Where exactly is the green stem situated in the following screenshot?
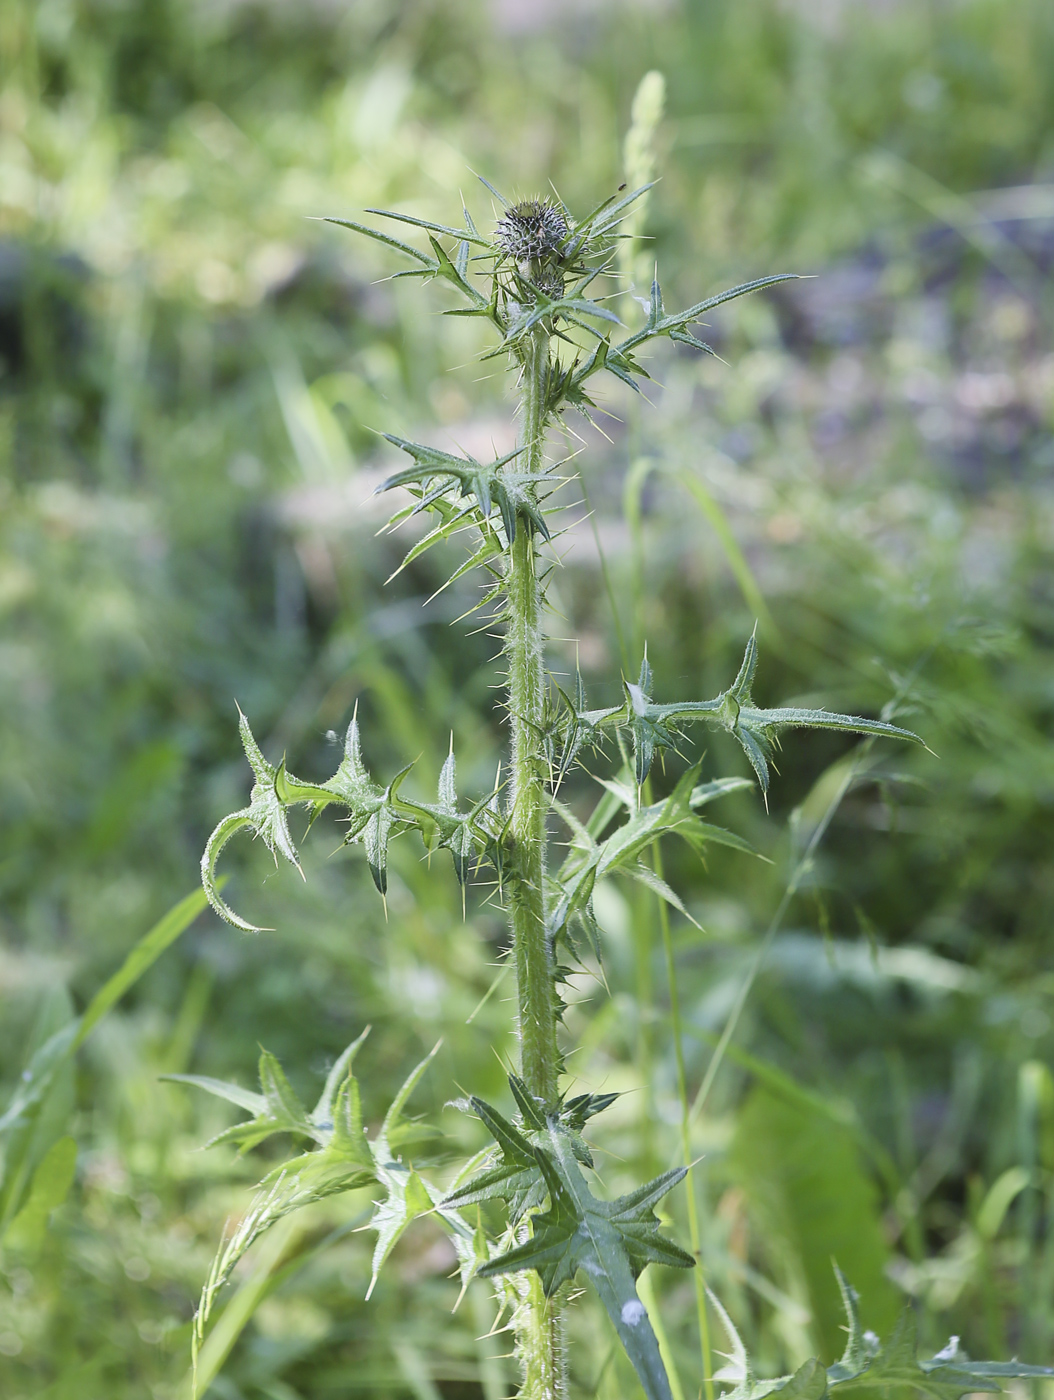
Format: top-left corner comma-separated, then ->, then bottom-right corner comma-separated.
506,325 -> 563,1397
507,326 -> 558,1104
512,1273 -> 566,1400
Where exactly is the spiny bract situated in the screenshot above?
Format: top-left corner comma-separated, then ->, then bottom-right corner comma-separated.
495,197 -> 569,264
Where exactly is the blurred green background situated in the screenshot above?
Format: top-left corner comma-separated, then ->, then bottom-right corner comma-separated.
2,0 -> 1054,1396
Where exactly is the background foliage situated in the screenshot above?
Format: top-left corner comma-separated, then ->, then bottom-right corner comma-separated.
2,0 -> 1053,1396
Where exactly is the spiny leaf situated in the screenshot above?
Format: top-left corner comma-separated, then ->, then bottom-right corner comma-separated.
824,1265 -> 1053,1397
197,1127 -> 429,1334
549,273 -> 798,407
919,1338 -> 1054,1384
201,711 -> 413,931
507,1073 -> 548,1132
552,670 -> 620,782
589,181 -> 659,237
586,634 -> 921,794
328,1075 -> 374,1173
311,1025 -> 371,1133
623,859 -> 693,922
362,792 -> 398,895
566,335 -> 649,408
444,1076 -> 620,1222
600,765 -> 751,874
426,233 -> 491,310
379,435 -> 550,545
400,745 -> 492,887
617,272 -> 800,358
321,217 -> 437,268
654,632 -> 921,795
363,1042 -> 476,1297
828,1308 -> 995,1399
478,1120 -> 691,1400
475,173 -> 509,206
443,1095 -> 545,1225
183,1035 -> 475,1343
321,707 -> 381,808
363,207 -> 490,247
770,1360 -> 829,1400
168,1048 -> 315,1153
504,289 -> 621,346
162,1074 -> 265,1118
381,1040 -> 444,1147
259,1050 -> 311,1131
690,776 -> 755,808
548,764 -> 754,956
201,710 -> 308,931
386,498 -> 481,578
828,1265 -> 871,1382
624,652 -> 682,785
562,1088 -> 619,1132
707,1291 -> 828,1400
708,1286 -> 752,1396
342,753 -> 414,897
366,1165 -> 436,1298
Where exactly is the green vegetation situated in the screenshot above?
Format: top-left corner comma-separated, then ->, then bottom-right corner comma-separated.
2,2 -> 1054,1398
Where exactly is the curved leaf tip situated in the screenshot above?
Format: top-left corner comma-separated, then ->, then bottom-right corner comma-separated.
201,811 -> 269,932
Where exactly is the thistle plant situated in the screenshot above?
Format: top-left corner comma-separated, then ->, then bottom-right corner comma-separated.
184,173 -> 1054,1400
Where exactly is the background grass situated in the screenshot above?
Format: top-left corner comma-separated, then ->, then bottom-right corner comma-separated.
2,0 -> 1054,1396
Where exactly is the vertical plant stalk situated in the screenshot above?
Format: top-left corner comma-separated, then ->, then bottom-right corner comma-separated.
506,324 -> 564,1397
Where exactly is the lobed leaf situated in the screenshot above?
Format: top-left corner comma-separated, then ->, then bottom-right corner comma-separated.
444,1075 -> 621,1221
200,710 -> 312,931
577,634 -> 921,794
378,436 -> 550,546
363,1042 -> 479,1296
505,289 -> 621,346
478,1119 -> 691,1400
426,233 -> 491,311
168,1048 -> 316,1153
823,1264 -> 1053,1398
548,764 -> 755,957
443,1095 -> 545,1224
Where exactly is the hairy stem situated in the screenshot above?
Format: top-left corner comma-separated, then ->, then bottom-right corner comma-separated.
507,325 -> 559,1105
510,1273 -> 567,1400
506,325 -> 563,1397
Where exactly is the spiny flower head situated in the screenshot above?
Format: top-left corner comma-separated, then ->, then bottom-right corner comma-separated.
495,198 -> 569,265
